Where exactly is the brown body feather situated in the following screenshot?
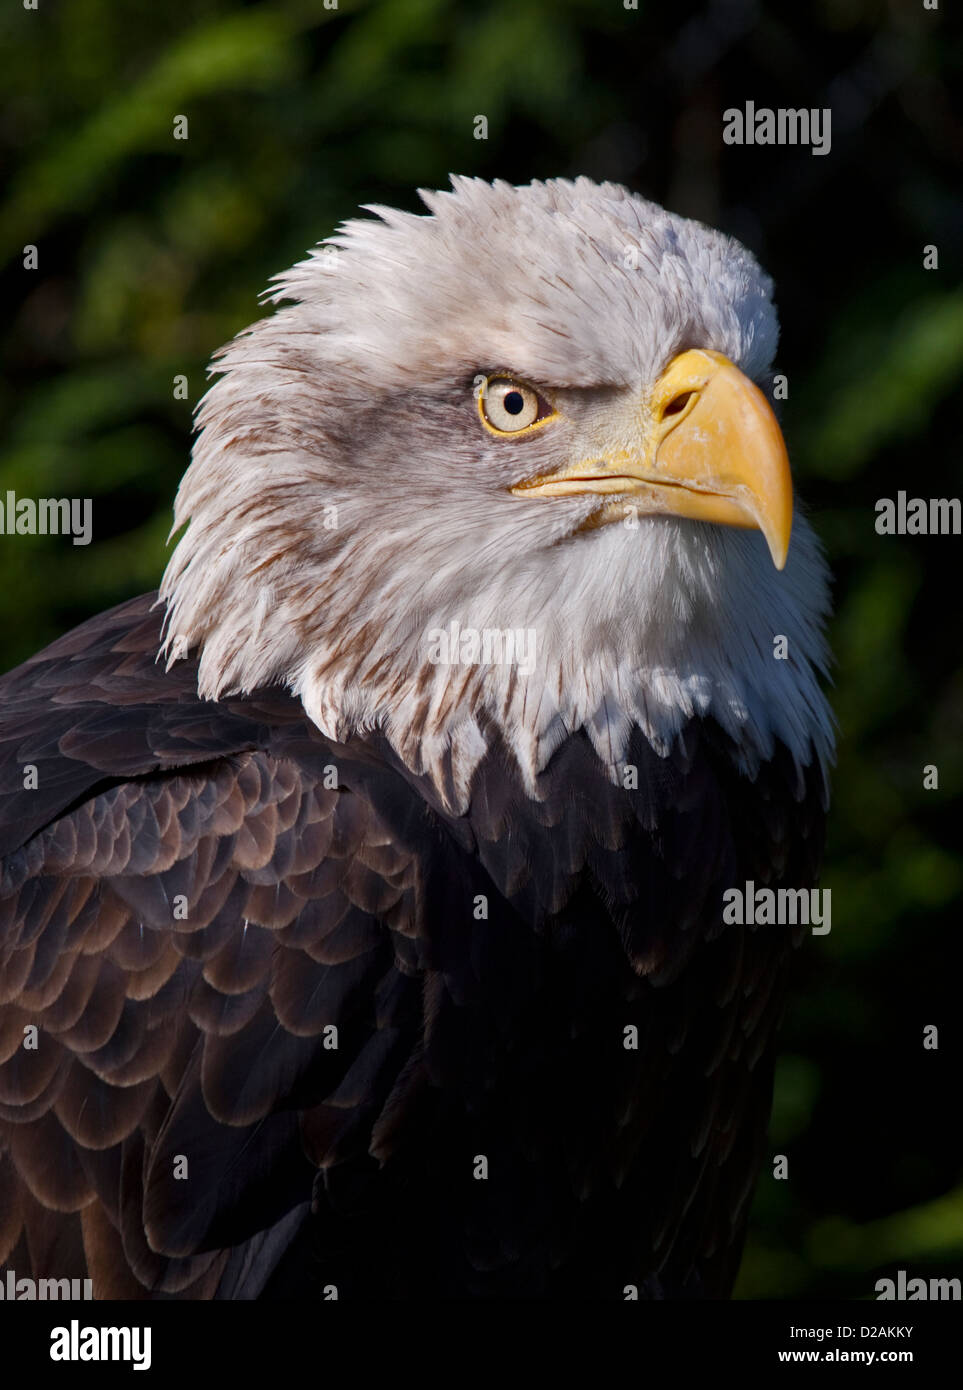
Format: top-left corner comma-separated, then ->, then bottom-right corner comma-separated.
0,595 -> 826,1298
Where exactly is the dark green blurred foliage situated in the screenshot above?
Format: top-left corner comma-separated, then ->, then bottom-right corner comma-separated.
1,0 -> 961,1298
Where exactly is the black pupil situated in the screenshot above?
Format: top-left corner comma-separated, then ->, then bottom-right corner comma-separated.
504,390 -> 525,416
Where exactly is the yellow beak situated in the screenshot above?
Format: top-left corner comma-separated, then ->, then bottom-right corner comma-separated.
510,349 -> 794,569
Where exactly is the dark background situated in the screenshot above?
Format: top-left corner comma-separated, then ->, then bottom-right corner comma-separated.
1,0 -> 961,1298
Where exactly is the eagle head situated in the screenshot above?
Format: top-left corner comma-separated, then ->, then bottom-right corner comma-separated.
160,176 -> 832,807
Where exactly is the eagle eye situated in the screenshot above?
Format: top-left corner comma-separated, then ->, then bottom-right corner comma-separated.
479,376 -> 555,435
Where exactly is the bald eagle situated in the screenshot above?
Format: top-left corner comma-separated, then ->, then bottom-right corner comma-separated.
0,178 -> 831,1300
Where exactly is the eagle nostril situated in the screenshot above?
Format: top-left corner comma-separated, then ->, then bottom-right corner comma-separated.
662,391 -> 694,419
